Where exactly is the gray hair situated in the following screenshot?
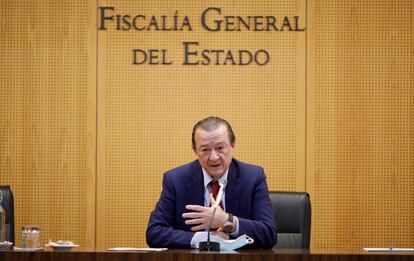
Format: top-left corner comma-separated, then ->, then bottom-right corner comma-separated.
192,116 -> 236,149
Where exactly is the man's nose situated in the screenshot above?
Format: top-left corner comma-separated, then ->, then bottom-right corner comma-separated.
209,150 -> 219,160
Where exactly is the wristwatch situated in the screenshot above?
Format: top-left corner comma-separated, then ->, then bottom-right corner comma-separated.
221,213 -> 234,233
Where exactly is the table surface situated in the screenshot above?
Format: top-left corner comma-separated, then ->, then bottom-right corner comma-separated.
1,247 -> 414,261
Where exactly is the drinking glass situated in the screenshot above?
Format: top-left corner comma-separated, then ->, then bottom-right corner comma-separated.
21,226 -> 41,248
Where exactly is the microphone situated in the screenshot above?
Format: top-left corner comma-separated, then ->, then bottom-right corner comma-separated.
199,180 -> 227,251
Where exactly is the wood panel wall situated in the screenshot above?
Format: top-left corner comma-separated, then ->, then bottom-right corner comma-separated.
307,0 -> 414,251
0,0 -> 96,248
96,0 -> 305,248
0,0 -> 412,251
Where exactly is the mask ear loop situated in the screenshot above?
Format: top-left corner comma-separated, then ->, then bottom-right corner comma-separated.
245,235 -> 255,244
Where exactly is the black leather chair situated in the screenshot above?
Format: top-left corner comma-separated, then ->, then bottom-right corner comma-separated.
0,185 -> 15,243
269,191 -> 311,249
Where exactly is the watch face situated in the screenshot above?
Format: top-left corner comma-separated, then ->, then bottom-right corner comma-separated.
222,213 -> 234,233
223,224 -> 233,233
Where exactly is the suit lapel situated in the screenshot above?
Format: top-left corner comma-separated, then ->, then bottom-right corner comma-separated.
186,161 -> 205,206
225,160 -> 241,214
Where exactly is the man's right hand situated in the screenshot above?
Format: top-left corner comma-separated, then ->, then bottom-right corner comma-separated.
182,194 -> 228,231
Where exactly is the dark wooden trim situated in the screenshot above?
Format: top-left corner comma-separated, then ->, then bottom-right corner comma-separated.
1,249 -> 414,261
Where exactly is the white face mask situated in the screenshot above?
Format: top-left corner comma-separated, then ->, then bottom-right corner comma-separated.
196,234 -> 254,251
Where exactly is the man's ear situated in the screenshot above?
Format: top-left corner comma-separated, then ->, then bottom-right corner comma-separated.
231,141 -> 236,149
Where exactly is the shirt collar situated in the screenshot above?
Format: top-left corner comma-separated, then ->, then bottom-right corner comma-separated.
202,168 -> 229,189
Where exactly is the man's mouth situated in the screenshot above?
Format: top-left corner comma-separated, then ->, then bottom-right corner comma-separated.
210,163 -> 221,168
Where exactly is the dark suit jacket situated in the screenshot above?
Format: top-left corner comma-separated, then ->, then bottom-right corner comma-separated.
146,159 -> 277,248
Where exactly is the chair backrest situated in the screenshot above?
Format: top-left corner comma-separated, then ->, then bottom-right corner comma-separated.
269,191 -> 311,249
0,185 -> 15,243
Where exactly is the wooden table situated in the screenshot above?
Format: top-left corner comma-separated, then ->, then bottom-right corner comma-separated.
1,248 -> 414,261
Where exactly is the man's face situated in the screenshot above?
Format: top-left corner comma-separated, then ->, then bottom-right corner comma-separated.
193,124 -> 235,179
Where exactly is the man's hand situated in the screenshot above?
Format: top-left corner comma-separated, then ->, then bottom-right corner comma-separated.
182,194 -> 228,231
212,231 -> 229,240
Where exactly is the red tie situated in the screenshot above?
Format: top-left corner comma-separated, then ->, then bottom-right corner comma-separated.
210,181 -> 223,209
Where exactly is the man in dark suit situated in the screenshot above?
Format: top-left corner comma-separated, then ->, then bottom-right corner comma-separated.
146,116 -> 277,248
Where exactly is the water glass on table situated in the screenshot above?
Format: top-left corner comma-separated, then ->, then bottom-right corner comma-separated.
21,226 -> 41,248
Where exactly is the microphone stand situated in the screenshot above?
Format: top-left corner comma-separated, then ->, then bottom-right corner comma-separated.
199,180 -> 227,251
199,206 -> 220,251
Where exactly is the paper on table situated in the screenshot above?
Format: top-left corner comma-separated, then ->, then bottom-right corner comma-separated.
107,247 -> 167,252
363,248 -> 414,252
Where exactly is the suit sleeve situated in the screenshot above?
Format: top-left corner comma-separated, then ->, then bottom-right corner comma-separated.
146,173 -> 194,248
237,168 -> 277,248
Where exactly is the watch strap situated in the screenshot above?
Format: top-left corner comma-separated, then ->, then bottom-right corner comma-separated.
227,213 -> 233,223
